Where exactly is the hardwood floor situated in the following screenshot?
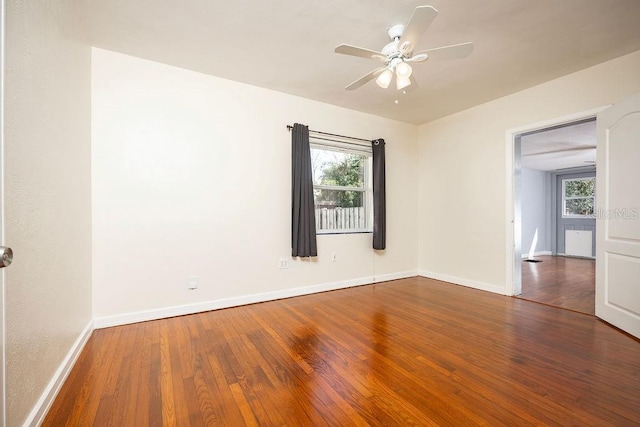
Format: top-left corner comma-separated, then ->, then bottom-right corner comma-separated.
520,255 -> 595,315
43,277 -> 640,426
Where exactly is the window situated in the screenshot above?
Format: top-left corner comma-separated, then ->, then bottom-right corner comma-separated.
562,177 -> 595,217
310,140 -> 372,234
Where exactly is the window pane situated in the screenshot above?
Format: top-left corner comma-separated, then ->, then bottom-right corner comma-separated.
309,141 -> 372,234
565,178 -> 595,197
565,198 -> 594,216
310,148 -> 365,188
314,189 -> 366,231
314,189 -> 363,208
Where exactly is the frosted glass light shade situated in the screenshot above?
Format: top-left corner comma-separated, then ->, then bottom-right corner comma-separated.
376,69 -> 393,89
396,76 -> 411,90
395,62 -> 412,78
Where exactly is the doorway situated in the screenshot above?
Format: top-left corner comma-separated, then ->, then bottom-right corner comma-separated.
509,115 -> 599,315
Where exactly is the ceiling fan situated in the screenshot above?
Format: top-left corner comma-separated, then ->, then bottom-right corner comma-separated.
335,5 -> 473,91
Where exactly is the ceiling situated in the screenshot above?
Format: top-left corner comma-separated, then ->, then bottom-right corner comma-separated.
79,0 -> 640,125
521,120 -> 596,171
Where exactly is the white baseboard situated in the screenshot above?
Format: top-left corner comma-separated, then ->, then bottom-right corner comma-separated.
556,253 -> 595,260
374,270 -> 418,283
94,270 -> 418,329
521,251 -> 552,259
24,320 -> 94,427
418,270 -> 506,295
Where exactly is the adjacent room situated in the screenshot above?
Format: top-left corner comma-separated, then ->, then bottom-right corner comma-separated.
2,0 -> 640,425
518,119 -> 597,315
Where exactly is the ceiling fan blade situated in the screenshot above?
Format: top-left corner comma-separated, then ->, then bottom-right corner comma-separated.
406,53 -> 428,63
399,41 -> 411,55
398,6 -> 438,54
345,67 -> 386,91
335,44 -> 385,61
413,42 -> 474,61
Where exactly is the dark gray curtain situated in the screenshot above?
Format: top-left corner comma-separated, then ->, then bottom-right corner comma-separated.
291,123 -> 317,257
372,139 -> 386,250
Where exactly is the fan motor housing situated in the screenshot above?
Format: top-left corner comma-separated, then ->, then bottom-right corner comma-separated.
381,41 -> 399,57
387,24 -> 405,41
381,24 -> 406,59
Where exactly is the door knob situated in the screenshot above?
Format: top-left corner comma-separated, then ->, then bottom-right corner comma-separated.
0,247 -> 13,268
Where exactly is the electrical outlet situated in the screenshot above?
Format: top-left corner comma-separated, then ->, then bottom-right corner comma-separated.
279,259 -> 289,269
187,276 -> 198,290
331,252 -> 337,262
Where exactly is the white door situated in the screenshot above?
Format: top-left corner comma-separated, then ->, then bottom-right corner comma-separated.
596,93 -> 640,339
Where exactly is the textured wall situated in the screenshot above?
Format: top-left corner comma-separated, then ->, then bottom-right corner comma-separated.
4,1 -> 92,425
91,48 -> 418,321
418,50 -> 640,293
521,168 -> 550,257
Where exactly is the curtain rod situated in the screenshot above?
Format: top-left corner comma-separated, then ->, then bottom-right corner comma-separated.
286,125 -> 372,143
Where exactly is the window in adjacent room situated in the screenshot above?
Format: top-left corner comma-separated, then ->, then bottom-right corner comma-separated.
310,139 -> 372,234
562,177 -> 595,217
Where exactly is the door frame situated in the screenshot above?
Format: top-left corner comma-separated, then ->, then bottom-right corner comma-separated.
0,0 -> 5,423
505,106 -> 608,296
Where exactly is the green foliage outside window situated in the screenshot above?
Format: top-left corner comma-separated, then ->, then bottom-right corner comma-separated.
565,179 -> 595,197
315,154 -> 365,208
564,178 -> 595,216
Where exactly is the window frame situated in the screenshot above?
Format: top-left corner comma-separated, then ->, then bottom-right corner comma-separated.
562,177 -> 596,218
310,138 -> 373,235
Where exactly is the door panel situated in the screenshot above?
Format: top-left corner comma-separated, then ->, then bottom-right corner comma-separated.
596,93 -> 640,339
606,253 -> 640,316
607,116 -> 640,241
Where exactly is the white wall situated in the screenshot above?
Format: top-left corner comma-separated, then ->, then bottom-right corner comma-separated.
418,49 -> 640,294
91,48 -> 418,324
4,1 -> 92,425
521,168 -> 550,258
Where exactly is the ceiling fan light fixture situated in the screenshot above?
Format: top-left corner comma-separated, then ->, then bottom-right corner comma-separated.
395,61 -> 412,78
335,5 -> 473,92
396,76 -> 411,90
376,68 -> 394,88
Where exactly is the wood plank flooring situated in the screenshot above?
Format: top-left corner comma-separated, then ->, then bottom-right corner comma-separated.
43,277 -> 640,426
520,255 -> 595,315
